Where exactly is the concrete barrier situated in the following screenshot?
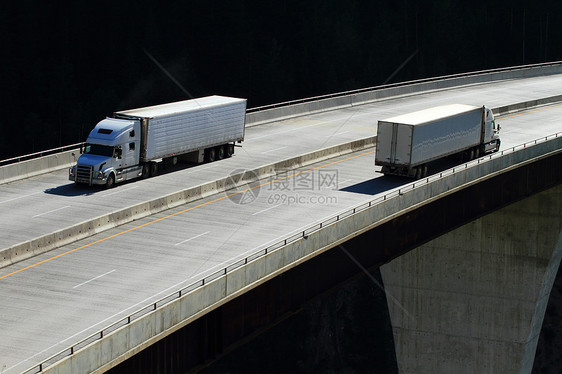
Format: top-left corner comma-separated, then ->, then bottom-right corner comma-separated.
494,94 -> 562,116
40,131 -> 562,374
245,62 -> 562,126
0,137 -> 376,269
0,148 -> 80,185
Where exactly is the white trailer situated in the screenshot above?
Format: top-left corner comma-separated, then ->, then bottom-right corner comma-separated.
70,96 -> 246,187
375,104 -> 500,178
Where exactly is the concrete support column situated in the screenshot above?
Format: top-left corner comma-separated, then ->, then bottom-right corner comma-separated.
381,184 -> 562,373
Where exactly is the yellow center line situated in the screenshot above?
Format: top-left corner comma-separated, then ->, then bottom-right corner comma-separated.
0,149 -> 375,281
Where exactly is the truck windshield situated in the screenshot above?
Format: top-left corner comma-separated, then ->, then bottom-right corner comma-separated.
83,143 -> 114,157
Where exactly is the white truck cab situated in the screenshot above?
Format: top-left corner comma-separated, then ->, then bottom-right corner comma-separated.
69,118 -> 142,188
482,106 -> 501,152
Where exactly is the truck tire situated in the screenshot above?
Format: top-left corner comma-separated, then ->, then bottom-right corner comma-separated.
150,162 -> 158,177
106,173 -> 115,189
216,145 -> 225,160
495,140 -> 501,152
226,144 -> 234,158
142,164 -> 150,179
205,148 -> 216,162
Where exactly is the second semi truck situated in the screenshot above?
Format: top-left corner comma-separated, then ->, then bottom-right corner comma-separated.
70,95 -> 246,188
375,104 -> 501,178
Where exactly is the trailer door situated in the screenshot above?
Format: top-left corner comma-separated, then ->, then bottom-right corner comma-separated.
393,124 -> 412,166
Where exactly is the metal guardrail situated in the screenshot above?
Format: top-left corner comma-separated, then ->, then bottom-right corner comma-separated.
23,130 -> 562,374
3,61 -> 561,167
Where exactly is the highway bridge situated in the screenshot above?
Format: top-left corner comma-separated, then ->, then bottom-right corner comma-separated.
0,63 -> 561,373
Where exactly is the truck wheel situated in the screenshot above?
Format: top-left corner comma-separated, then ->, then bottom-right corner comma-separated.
206,148 -> 216,162
422,165 -> 428,178
216,146 -> 225,160
469,149 -> 475,160
150,162 -> 158,177
415,167 -> 422,180
106,174 -> 115,189
495,140 -> 501,152
226,144 -> 234,157
142,164 -> 150,179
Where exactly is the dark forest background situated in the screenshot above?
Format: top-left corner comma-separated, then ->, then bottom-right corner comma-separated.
0,0 -> 561,159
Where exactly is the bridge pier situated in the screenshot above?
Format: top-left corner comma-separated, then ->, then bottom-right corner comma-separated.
381,184 -> 562,373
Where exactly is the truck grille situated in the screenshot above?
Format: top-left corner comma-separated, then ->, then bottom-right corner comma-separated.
76,165 -> 93,184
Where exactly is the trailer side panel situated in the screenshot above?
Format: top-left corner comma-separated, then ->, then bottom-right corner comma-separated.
115,96 -> 246,162
410,109 -> 481,166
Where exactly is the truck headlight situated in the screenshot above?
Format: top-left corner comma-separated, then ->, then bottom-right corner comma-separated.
69,167 -> 75,176
96,171 -> 105,179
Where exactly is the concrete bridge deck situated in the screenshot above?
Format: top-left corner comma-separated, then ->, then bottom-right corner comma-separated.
1,65 -> 561,269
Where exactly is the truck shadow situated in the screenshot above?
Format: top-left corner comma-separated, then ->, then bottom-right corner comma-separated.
43,160 -> 201,197
340,176 -> 407,195
341,157 -> 475,196
44,183 -> 99,197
